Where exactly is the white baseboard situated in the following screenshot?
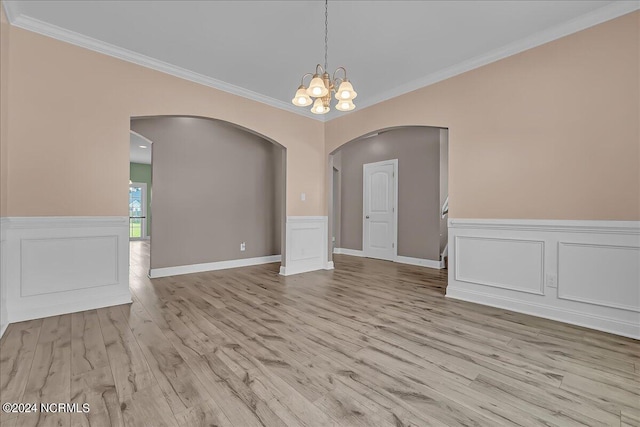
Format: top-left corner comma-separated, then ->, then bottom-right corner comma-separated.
1,216 -> 131,331
334,248 -> 364,257
9,292 -> 132,324
447,287 -> 640,340
279,264 -> 326,276
281,216 -> 328,276
279,260 -> 333,276
447,219 -> 640,339
334,248 -> 444,269
396,255 -> 444,269
149,255 -> 281,278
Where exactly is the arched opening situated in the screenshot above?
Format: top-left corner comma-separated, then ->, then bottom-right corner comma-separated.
328,126 -> 448,275
130,115 -> 286,278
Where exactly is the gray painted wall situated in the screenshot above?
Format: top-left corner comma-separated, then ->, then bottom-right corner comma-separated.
336,127 -> 441,261
131,117 -> 284,269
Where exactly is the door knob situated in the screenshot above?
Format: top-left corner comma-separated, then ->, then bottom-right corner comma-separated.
365,216 -> 370,219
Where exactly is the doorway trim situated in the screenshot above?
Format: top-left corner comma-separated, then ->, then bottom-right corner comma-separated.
362,158 -> 398,261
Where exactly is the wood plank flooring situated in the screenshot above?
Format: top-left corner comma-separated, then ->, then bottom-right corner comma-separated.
1,241 -> 639,426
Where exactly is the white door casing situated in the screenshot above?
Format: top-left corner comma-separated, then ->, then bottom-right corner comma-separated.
363,159 -> 398,261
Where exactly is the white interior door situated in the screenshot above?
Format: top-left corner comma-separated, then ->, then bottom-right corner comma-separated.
363,159 -> 397,261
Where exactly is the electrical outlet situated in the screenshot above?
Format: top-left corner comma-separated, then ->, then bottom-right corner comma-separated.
240,242 -> 246,252
546,274 -> 557,288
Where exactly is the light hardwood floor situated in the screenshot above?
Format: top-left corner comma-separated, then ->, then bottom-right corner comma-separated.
1,241 -> 639,426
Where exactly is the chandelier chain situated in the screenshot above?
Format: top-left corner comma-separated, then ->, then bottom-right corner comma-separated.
324,0 -> 328,72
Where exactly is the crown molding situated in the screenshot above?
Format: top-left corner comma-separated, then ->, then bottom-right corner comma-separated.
4,1 -> 639,123
4,11 -> 324,122
324,0 -> 640,121
1,1 -> 15,23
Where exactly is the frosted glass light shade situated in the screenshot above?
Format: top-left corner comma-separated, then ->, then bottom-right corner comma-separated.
335,80 -> 357,100
307,75 -> 329,98
335,99 -> 355,112
292,86 -> 312,106
311,98 -> 330,114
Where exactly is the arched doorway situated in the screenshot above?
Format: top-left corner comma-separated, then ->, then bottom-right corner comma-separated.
130,116 -> 286,278
328,126 -> 448,270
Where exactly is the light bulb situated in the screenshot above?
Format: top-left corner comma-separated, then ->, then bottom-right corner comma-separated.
307,75 -> 329,98
292,86 -> 312,106
335,80 -> 356,101
335,98 -> 355,112
311,97 -> 329,114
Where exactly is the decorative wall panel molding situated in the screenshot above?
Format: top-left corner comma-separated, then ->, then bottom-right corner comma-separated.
20,236 -> 119,297
454,236 -> 545,295
281,216 -> 331,275
557,242 -> 639,312
447,219 -> 640,339
1,217 -> 131,326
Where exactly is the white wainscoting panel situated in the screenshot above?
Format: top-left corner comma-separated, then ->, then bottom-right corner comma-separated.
21,236 -> 119,296
455,236 -> 545,295
558,242 -> 639,312
2,217 -> 131,325
447,219 -> 640,339
281,216 -> 330,276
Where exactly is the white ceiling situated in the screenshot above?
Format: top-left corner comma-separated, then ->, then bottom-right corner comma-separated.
130,132 -> 152,165
4,1 -> 638,120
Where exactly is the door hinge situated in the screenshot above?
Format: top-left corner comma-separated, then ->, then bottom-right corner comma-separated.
392,243 -> 395,248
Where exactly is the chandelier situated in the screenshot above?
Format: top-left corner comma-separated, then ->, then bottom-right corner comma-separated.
291,0 -> 357,114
